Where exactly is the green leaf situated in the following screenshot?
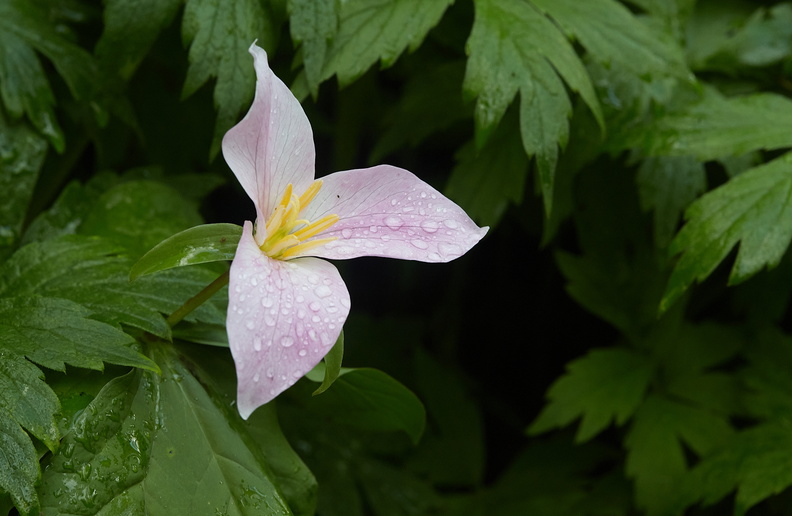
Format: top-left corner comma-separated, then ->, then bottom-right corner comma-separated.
0,414 -> 39,516
96,0 -> 183,80
0,234 -> 225,339
662,151 -> 792,312
645,89 -> 792,160
130,223 -> 242,280
39,347 -> 295,514
625,395 -> 734,516
637,156 -> 706,248
0,296 -> 156,372
445,109 -> 529,228
181,0 -> 278,158
464,0 -> 603,213
0,0 -> 99,150
688,2 -> 792,70
0,352 -> 59,451
685,422 -> 792,515
311,330 -> 344,396
528,348 -> 654,442
303,367 -> 426,444
0,115 -> 48,256
531,0 -> 687,79
288,0 -> 336,97
79,180 -> 205,258
310,0 -> 453,88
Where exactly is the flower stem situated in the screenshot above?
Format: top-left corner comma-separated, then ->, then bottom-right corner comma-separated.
166,270 -> 230,328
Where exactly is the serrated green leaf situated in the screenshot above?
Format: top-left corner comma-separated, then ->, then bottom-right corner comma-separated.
0,0 -> 99,150
0,115 -> 48,256
311,330 -> 344,396
0,352 -> 59,451
96,0 -> 183,80
662,151 -> 792,312
0,414 -> 39,516
686,422 -> 792,516
79,180 -> 205,258
645,89 -> 792,160
625,395 -> 733,516
637,156 -> 706,248
181,0 -> 277,158
464,0 -> 606,213
0,235 -> 225,339
130,223 -> 242,280
39,346 -> 295,515
531,0 -> 687,78
528,348 -> 654,442
303,367 -> 426,445
0,295 -> 156,372
445,110 -> 529,228
288,0 -> 336,97
316,0 -> 453,87
688,2 -> 792,70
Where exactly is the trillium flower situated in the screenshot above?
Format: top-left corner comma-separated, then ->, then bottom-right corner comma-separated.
223,43 -> 488,419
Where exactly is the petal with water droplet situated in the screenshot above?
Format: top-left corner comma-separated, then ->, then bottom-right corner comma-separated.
228,222 -> 350,419
296,165 -> 488,262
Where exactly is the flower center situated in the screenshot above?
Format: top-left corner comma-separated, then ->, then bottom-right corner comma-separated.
259,180 -> 339,260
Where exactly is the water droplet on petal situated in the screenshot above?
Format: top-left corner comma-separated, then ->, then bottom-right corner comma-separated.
254,338 -> 262,351
341,228 -> 353,238
253,373 -> 260,383
443,219 -> 459,229
369,225 -> 378,233
251,277 -> 258,286
315,285 -> 332,298
411,239 -> 429,249
245,320 -> 255,330
384,216 -> 403,229
261,297 -> 274,308
298,349 -> 307,357
309,301 -> 321,312
421,220 -> 439,233
281,336 -> 294,347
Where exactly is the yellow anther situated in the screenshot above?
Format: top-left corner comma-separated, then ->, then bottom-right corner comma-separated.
259,181 -> 339,260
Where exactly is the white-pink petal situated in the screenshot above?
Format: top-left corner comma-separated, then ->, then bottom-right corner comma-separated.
228,221 -> 350,419
296,165 -> 488,262
221,43 -> 316,230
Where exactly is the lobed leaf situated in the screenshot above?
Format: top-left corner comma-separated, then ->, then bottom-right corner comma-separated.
181,0 -> 278,158
464,0 -> 603,214
0,0 -> 99,150
528,348 -> 654,442
625,395 -> 733,516
662,151 -> 792,312
0,414 -> 39,516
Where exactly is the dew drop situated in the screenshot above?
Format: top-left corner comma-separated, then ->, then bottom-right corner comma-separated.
421,220 -> 439,233
384,216 -> 403,229
309,301 -> 321,312
245,320 -> 255,330
315,285 -> 332,298
411,239 -> 429,249
261,297 -> 274,308
253,373 -> 260,383
254,338 -> 262,351
298,349 -> 307,357
369,225 -> 378,233
251,277 -> 258,286
341,228 -> 353,238
443,219 -> 459,229
281,336 -> 295,347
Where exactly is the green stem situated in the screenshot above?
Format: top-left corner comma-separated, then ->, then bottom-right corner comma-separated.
167,270 -> 230,328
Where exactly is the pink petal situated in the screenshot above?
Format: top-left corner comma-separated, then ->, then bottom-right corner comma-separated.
298,165 -> 488,262
228,221 -> 350,419
221,43 -> 316,223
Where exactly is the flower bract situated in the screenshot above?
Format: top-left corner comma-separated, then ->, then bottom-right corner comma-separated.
223,43 -> 488,419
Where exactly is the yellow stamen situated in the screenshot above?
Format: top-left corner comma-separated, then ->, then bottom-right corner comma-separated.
259,181 -> 339,260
